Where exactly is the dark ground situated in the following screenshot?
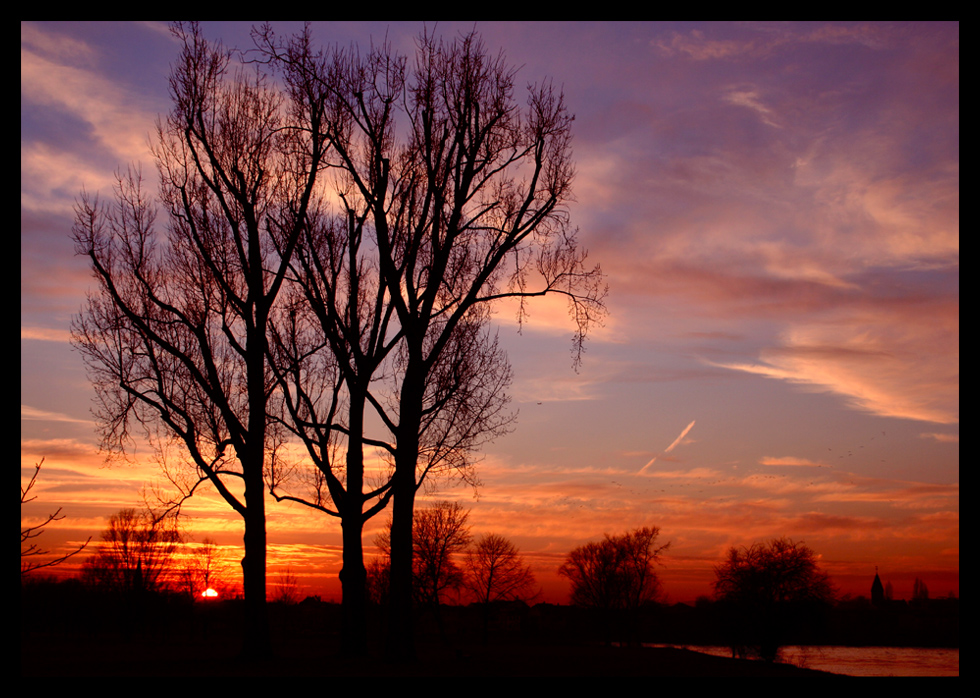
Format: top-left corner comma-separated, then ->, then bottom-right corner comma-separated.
21,587 -> 846,676
24,581 -> 954,676
22,634 -> 843,677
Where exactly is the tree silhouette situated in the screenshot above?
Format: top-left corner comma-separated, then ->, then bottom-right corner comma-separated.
465,533 -> 537,643
412,501 -> 472,609
81,508 -> 182,595
559,527 -> 668,644
268,26 -> 607,661
70,21 -> 333,659
272,567 -> 301,604
188,537 -> 229,598
466,533 -> 537,605
912,577 -> 930,604
253,24 -> 604,659
371,501 -> 473,606
713,537 -> 835,662
21,459 -> 90,575
559,527 -> 668,611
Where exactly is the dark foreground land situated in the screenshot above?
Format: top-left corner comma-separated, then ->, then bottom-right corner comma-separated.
26,581 -> 956,677
22,633 -> 842,677
22,585 -> 854,676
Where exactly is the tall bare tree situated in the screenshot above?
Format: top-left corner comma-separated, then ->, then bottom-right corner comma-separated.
250,25 -> 405,656
253,24 -> 525,658
274,27 -> 607,660
70,21 -> 332,658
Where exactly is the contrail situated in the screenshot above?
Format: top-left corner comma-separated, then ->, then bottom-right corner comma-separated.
665,420 -> 696,453
639,420 -> 696,475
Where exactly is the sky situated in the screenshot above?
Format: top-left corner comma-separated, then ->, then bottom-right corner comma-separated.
21,21 -> 958,605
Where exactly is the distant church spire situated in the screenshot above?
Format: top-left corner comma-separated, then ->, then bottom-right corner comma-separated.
871,565 -> 884,607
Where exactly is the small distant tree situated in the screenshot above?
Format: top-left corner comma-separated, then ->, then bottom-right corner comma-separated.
713,538 -> 835,662
558,527 -> 669,644
370,501 -> 472,640
465,533 -> 537,643
559,527 -> 669,611
912,577 -> 930,604
21,459 -> 90,575
81,509 -> 182,595
272,567 -> 300,604
190,537 -> 229,598
411,501 -> 472,608
365,553 -> 391,607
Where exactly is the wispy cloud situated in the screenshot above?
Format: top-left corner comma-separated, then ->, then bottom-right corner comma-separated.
21,406 -> 91,425
21,23 -> 163,214
919,432 -> 959,444
705,305 -> 958,425
760,456 -> 829,467
651,23 -> 895,62
21,327 -> 71,343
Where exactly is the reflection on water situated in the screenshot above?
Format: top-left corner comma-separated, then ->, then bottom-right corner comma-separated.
656,645 -> 959,677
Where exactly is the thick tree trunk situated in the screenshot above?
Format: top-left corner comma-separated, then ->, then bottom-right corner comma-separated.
340,389 -> 368,655
340,518 -> 367,655
239,327 -> 272,659
386,461 -> 418,661
241,475 -> 271,659
386,367 -> 424,661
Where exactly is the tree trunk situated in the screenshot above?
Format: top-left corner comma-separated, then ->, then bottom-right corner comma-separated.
340,518 -> 367,655
240,326 -> 272,659
386,463 -> 417,661
340,388 -> 368,655
386,366 -> 424,661
241,472 -> 271,659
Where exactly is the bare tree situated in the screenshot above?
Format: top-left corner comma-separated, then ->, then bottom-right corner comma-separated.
270,26 -> 607,660
252,24 -> 524,657
559,527 -> 669,612
713,538 -> 835,662
465,533 -> 537,643
559,527 -> 668,644
189,537 -> 229,598
70,21 -> 332,658
21,459 -> 90,575
912,577 -> 930,603
368,500 -> 472,646
81,508 -> 182,595
412,501 -> 472,608
272,566 -> 301,604
465,533 -> 537,605
247,25 -> 405,656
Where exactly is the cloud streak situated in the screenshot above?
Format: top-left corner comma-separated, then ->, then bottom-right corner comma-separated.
639,420 -> 696,474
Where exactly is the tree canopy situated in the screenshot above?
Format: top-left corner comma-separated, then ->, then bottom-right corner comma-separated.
713,538 -> 835,662
559,527 -> 669,611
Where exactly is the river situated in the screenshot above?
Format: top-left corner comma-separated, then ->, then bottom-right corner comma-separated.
657,645 -> 959,676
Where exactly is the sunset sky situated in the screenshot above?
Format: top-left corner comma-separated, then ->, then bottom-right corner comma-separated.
21,21 -> 958,605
